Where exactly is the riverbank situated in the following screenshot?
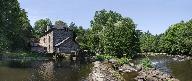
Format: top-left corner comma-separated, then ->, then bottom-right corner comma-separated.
89,61 -> 180,81
135,68 -> 179,81
0,51 -> 50,61
138,53 -> 192,62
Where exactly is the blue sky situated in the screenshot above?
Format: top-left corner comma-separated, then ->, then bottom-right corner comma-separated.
18,0 -> 192,35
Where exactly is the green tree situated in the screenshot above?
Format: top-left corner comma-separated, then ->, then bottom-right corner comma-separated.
0,33 -> 9,51
89,10 -> 139,58
140,31 -> 156,52
55,20 -> 68,28
160,20 -> 192,55
33,18 -> 52,38
0,0 -> 33,51
89,9 -> 122,54
69,22 -> 89,49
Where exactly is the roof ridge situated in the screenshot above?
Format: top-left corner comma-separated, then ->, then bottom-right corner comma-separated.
55,37 -> 70,46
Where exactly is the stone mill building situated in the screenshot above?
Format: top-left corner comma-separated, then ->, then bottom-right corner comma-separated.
31,24 -> 80,54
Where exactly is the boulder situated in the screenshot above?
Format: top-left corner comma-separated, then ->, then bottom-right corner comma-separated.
136,65 -> 142,71
109,59 -> 117,64
129,62 -> 135,66
118,64 -> 137,73
135,68 -> 179,81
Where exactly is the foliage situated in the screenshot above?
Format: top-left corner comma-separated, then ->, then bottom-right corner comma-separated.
95,54 -> 114,61
2,0 -> 192,57
95,54 -> 130,65
89,9 -> 140,58
140,57 -> 153,69
0,0 -> 33,51
139,31 -> 163,53
0,51 -> 43,60
139,19 -> 192,56
159,20 -> 192,55
33,18 -> 52,38
69,22 -> 90,49
116,57 -> 130,65
0,34 -> 9,51
55,20 -> 68,28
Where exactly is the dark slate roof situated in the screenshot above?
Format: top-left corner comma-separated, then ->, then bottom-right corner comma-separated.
40,25 -> 72,37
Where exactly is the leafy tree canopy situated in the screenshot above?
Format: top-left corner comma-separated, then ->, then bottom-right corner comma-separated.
89,9 -> 140,58
33,18 -> 52,38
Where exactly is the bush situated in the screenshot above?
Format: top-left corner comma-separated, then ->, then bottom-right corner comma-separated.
96,54 -> 130,66
116,57 -> 130,65
140,57 -> 152,69
96,54 -> 114,61
2,51 -> 42,59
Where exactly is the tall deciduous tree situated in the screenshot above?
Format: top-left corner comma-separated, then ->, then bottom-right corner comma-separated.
33,18 -> 52,38
160,20 -> 192,55
55,20 -> 68,28
139,31 -> 157,52
89,10 -> 139,57
69,22 -> 89,49
0,0 -> 33,51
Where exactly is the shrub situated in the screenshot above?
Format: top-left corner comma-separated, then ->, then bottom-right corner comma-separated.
140,57 -> 152,69
116,57 -> 130,65
96,54 -> 114,61
96,54 -> 130,66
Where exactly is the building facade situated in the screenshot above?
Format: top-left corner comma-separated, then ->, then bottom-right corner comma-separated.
31,25 -> 79,54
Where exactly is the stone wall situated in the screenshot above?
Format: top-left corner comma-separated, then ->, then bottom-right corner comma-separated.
31,46 -> 45,53
57,38 -> 79,53
39,31 -> 54,53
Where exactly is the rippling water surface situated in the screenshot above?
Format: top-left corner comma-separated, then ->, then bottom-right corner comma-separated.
132,55 -> 192,81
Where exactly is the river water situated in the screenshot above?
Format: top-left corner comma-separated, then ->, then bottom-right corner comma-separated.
0,59 -> 93,81
0,55 -> 191,81
132,55 -> 192,81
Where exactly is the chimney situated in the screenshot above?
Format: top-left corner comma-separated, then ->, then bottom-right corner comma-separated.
47,25 -> 51,31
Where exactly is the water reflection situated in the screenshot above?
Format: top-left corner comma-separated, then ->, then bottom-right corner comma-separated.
0,59 -> 93,81
168,60 -> 192,81
38,61 -> 55,81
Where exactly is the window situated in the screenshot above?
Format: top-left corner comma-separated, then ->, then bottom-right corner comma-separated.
48,36 -> 51,52
57,48 -> 60,53
44,38 -> 45,43
44,47 -> 46,50
48,36 -> 51,43
49,45 -> 50,52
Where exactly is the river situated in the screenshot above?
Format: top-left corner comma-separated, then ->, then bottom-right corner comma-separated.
131,55 -> 192,81
0,55 -> 191,81
0,58 -> 93,81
